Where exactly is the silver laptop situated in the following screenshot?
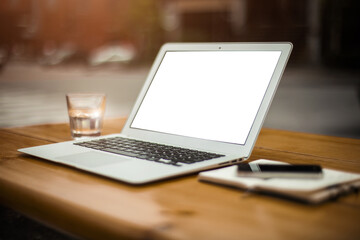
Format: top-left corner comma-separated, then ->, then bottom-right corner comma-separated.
19,42 -> 292,184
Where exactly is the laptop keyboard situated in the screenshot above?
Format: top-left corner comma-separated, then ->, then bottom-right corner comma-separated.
74,137 -> 225,167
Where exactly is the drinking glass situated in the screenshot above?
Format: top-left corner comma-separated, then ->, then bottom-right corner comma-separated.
66,93 -> 106,139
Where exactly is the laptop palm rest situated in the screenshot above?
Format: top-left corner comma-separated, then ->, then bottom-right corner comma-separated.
56,152 -> 129,168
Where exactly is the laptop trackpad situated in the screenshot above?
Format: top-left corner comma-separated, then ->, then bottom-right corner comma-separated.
56,152 -> 129,168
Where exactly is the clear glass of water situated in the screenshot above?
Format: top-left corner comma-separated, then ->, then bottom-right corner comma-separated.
66,93 -> 106,139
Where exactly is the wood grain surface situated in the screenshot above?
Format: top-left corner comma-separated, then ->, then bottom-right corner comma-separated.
1,118 -> 360,240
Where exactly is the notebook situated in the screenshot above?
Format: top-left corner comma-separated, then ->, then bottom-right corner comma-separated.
18,42 -> 292,184
199,159 -> 360,204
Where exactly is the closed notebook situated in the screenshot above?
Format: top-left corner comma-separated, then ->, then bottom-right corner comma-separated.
198,159 -> 360,204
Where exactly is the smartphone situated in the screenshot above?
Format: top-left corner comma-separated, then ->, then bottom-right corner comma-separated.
237,163 -> 323,178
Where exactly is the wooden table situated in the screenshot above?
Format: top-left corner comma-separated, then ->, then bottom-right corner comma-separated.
1,118 -> 360,240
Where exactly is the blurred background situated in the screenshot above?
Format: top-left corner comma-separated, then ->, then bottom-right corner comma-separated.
0,0 -> 359,138
0,1 -> 360,239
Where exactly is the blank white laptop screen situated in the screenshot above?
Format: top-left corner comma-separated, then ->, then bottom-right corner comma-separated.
131,51 -> 281,145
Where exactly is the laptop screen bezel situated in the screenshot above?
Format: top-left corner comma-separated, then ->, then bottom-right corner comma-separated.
121,42 -> 292,157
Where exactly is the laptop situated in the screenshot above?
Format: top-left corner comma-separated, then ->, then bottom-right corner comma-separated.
19,42 -> 292,184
